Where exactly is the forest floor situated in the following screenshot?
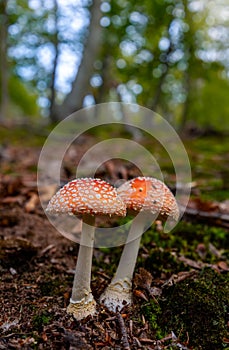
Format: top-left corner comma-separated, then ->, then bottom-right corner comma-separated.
0,124 -> 228,350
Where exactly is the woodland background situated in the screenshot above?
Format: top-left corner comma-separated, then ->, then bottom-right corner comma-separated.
0,0 -> 229,130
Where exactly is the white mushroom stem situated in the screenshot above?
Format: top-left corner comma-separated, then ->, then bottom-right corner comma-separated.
67,214 -> 96,320
100,212 -> 150,312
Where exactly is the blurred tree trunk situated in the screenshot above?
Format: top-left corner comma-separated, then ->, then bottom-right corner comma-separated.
53,0 -> 102,120
150,69 -> 168,111
94,55 -> 111,105
179,71 -> 191,132
0,1 -> 8,122
179,0 -> 194,133
149,43 -> 172,112
49,0 -> 59,122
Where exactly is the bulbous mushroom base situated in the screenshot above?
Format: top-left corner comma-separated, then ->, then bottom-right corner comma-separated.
67,295 -> 96,320
99,278 -> 132,313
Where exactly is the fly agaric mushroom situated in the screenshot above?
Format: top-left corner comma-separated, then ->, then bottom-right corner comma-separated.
46,178 -> 126,320
100,176 -> 179,312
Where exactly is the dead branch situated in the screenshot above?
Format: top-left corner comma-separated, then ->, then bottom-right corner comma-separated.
180,205 -> 229,229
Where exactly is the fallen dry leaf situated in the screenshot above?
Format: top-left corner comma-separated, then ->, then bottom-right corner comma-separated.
134,267 -> 153,289
162,270 -> 197,287
25,193 -> 39,212
217,261 -> 229,271
133,290 -> 149,301
2,195 -> 24,205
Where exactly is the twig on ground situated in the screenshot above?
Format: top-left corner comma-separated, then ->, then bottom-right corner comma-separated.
116,313 -> 131,350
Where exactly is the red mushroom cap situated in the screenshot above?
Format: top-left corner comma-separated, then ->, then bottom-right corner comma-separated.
46,178 -> 126,217
117,177 -> 179,222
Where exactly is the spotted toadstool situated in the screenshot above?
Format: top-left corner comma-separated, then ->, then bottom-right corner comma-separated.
100,176 -> 179,312
46,178 -> 126,320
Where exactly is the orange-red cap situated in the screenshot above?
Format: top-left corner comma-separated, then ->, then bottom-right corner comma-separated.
117,177 -> 179,221
46,178 -> 126,217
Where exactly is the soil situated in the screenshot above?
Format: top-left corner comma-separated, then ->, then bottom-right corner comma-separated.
0,134 -> 228,350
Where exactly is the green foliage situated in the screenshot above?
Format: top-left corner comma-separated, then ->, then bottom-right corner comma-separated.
3,0 -> 91,118
8,76 -> 38,116
184,135 -> 229,201
199,189 -> 229,202
1,0 -> 229,126
95,0 -> 229,130
187,70 -> 229,131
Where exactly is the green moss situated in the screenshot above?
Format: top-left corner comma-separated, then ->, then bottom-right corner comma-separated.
142,248 -> 186,278
199,189 -> 229,202
38,277 -> 65,297
0,125 -> 46,146
139,220 -> 228,349
157,269 -> 229,350
140,221 -> 228,264
32,311 -> 53,332
141,301 -> 163,338
172,222 -> 229,260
